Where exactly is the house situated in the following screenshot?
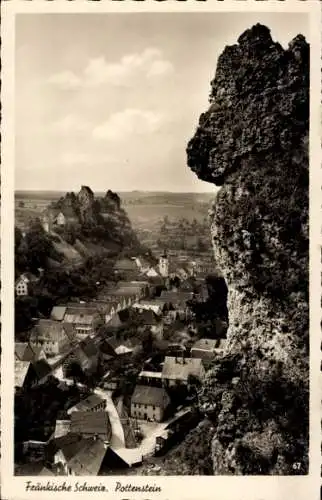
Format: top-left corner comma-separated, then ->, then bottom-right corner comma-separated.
177,267 -> 190,281
105,338 -> 135,356
117,280 -> 150,297
100,339 -> 117,361
42,207 -> 78,233
15,360 -> 32,389
22,440 -> 47,461
110,284 -> 146,305
191,338 -> 227,360
104,302 -> 119,324
132,300 -> 165,316
134,257 -> 151,273
158,253 -> 169,278
15,359 -> 52,390
70,411 -> 112,441
64,306 -> 101,337
47,433 -> 109,476
53,419 -> 71,439
50,306 -> 67,322
67,394 -> 106,415
106,310 -> 131,329
15,462 -> 55,476
145,267 -> 160,278
15,342 -> 46,363
113,258 -> 138,274
137,370 -> 163,388
135,309 -> 164,340
30,319 -> 71,356
160,291 -> 194,320
63,338 -> 100,376
131,385 -> 170,422
161,356 -> 205,387
15,273 -> 39,296
66,437 -> 109,476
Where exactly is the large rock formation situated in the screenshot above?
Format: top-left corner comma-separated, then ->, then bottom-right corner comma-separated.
187,24 -> 309,474
47,186 -> 139,249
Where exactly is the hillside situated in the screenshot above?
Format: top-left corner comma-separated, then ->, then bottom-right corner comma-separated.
183,24 -> 309,474
15,187 -> 145,292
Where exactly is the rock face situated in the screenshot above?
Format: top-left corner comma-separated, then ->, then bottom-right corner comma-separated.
187,24 -> 309,474
48,186 -> 138,248
77,185 -> 95,223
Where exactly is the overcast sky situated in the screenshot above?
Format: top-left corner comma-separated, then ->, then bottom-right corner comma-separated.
15,13 -> 308,192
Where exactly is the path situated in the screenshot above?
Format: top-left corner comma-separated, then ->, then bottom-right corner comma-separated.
93,387 -> 125,450
58,376 -> 170,467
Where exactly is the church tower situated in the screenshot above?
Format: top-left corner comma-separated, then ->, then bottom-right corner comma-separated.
158,251 -> 169,278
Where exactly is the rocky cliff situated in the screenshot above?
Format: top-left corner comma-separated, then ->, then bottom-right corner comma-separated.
48,186 -> 138,250
187,24 -> 309,474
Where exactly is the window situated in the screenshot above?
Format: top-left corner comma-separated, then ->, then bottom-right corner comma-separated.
145,405 -> 147,409
153,406 -> 155,410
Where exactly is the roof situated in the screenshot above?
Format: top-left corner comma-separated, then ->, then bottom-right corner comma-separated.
160,291 -> 193,305
16,272 -> 39,284
50,306 -> 67,321
117,280 -> 149,288
15,462 -> 55,476
138,370 -> 162,379
131,385 -> 170,408
70,411 -> 111,439
191,338 -> 219,352
62,323 -> 77,342
132,301 -> 165,315
111,287 -> 141,297
113,259 -> 137,271
106,337 -> 135,352
79,338 -> 99,357
32,359 -> 52,380
64,308 -> 97,325
48,433 -> 84,461
100,340 -> 117,356
162,356 -> 204,382
71,394 -> 105,412
15,360 -> 30,387
15,342 -> 44,362
67,437 -> 107,476
115,345 -> 133,355
30,319 -> 70,343
54,420 -> 71,439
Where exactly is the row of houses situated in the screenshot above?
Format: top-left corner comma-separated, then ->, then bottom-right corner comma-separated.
20,392 -> 113,476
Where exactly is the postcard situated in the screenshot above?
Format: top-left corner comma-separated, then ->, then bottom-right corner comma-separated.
1,1 -> 321,499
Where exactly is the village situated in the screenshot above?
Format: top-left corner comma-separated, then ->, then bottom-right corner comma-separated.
14,201 -> 227,476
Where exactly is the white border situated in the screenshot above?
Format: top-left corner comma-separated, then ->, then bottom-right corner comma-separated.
1,1 -> 321,500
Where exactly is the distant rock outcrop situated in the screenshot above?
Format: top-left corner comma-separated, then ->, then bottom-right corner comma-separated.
45,186 -> 139,251
77,185 -> 95,223
187,24 -> 309,474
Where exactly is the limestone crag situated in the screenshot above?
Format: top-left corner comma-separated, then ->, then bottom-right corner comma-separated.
187,24 -> 309,474
48,186 -> 138,248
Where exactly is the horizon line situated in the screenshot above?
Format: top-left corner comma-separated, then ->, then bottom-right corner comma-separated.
14,188 -> 217,194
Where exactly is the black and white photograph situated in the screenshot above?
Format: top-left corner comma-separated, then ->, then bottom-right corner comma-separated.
1,1 -> 321,497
